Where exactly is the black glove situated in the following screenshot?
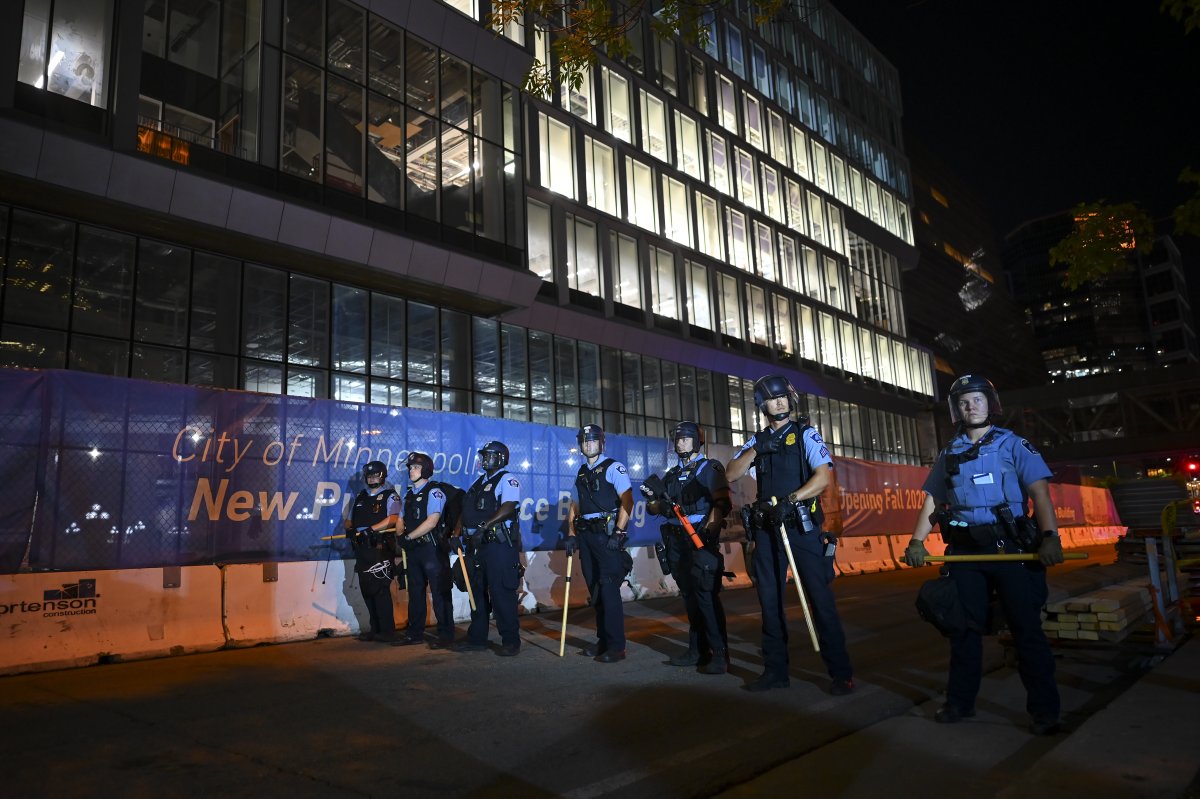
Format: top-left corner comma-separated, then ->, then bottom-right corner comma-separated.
752,432 -> 780,455
769,501 -> 794,530
448,534 -> 465,552
703,523 -> 722,547
606,532 -> 628,551
1038,534 -> 1064,566
564,536 -> 579,557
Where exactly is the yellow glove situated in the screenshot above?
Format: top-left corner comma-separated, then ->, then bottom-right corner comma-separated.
1038,534 -> 1064,566
903,539 -> 929,567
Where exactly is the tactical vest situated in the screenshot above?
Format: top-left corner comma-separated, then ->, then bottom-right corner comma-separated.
575,458 -> 619,516
939,428 -> 1027,523
403,482 -> 434,531
349,488 -> 397,576
461,470 -> 509,529
755,423 -> 824,527
351,487 -> 397,529
664,458 -> 715,517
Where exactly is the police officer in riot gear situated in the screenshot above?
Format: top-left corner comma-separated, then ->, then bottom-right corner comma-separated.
727,375 -> 854,694
642,421 -> 732,674
452,441 -> 523,657
904,374 -> 1064,735
393,452 -> 456,650
565,424 -> 635,663
344,460 -> 400,643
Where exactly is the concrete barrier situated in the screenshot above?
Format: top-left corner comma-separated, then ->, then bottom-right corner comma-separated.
834,535 -> 896,575
0,567 -> 225,675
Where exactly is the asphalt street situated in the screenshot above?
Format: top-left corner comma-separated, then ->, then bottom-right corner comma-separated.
4,545 -> 1195,798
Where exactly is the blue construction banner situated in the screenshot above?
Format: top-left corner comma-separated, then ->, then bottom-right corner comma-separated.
0,369 -> 674,575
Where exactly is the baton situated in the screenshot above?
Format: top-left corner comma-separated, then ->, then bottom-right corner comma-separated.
770,497 -> 820,653
559,552 -> 574,657
927,552 -> 1089,563
456,546 -> 477,611
400,547 -> 408,591
320,527 -> 397,540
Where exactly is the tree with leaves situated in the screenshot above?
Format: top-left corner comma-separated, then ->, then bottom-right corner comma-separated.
489,0 -> 784,96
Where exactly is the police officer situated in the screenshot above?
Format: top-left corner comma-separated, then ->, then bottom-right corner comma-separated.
393,452 -> 456,650
642,421 -> 731,674
452,441 -> 523,657
904,374 -> 1064,735
726,375 -> 854,694
344,460 -> 400,643
565,424 -> 634,663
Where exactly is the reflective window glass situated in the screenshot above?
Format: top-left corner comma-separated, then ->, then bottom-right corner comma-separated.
135,239 -> 189,347
687,261 -> 712,330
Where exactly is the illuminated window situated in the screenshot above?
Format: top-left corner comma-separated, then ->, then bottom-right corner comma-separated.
526,199 -> 552,280
563,66 -> 595,124
584,136 -> 617,216
754,221 -> 775,282
791,125 -> 810,180
930,186 -> 949,208
762,165 -> 783,223
768,110 -> 788,166
707,131 -> 730,195
696,192 -> 723,259
725,208 -> 751,272
819,311 -> 839,368
625,157 -> 657,231
850,168 -> 867,215
565,214 -> 599,295
674,111 -> 702,179
799,303 -> 818,361
811,140 -> 829,192
687,261 -> 712,330
611,232 -> 642,309
538,112 -> 575,199
640,91 -> 668,161
786,178 -> 805,235
20,0 -> 113,109
662,176 -> 691,246
726,24 -> 745,79
827,205 -> 845,255
718,273 -> 743,338
807,191 -> 826,246
717,74 -> 737,132
773,294 -> 794,354
840,320 -> 859,374
650,246 -> 678,317
603,67 -> 632,142
747,284 -> 769,345
743,91 -> 764,150
735,148 -> 757,210
830,155 -> 849,204
778,234 -> 799,292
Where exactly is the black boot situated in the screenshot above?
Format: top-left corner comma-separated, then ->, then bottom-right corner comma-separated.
699,650 -> 728,675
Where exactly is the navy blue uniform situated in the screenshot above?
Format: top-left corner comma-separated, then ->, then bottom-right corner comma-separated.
739,422 -> 852,682
575,458 -> 632,654
923,426 -> 1059,721
461,470 -> 523,650
659,454 -> 729,658
348,487 -> 401,641
401,481 -> 455,645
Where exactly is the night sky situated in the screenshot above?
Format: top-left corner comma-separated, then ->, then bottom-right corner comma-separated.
833,0 -> 1199,238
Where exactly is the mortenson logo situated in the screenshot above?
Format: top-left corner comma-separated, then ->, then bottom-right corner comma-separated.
0,579 -> 100,618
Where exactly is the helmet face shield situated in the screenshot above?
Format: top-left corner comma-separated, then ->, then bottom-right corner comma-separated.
577,424 -> 604,455
752,375 -> 801,422
948,374 -> 1002,425
478,440 -> 509,472
671,421 -> 703,456
405,452 -> 433,481
363,460 -> 387,488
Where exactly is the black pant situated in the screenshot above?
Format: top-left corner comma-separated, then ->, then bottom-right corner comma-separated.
946,549 -> 1058,719
465,538 -> 521,648
578,529 -> 628,652
663,528 -> 726,654
751,522 -> 851,680
358,570 -> 395,638
403,541 -> 455,642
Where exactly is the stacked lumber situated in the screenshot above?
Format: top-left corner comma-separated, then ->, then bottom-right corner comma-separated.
1042,580 -> 1152,642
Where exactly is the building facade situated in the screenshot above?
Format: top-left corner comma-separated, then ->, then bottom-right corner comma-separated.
1,0 -> 932,465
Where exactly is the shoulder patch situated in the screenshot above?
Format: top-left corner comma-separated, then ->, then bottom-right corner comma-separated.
1020,440 -> 1040,455
810,431 -> 825,445
819,446 -> 830,458
507,477 -> 519,487
616,465 -> 627,474
431,489 -> 445,500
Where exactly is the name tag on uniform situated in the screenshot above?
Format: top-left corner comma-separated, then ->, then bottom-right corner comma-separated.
971,472 -> 994,485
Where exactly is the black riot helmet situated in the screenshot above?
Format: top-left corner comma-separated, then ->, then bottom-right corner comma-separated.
577,424 -> 605,453
671,421 -> 704,456
753,374 -> 803,422
363,460 -> 388,488
478,440 -> 509,473
405,451 -> 434,481
948,374 -> 1002,428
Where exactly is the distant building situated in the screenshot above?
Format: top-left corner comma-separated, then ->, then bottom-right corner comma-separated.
902,139 -> 1044,424
1003,214 -> 1198,381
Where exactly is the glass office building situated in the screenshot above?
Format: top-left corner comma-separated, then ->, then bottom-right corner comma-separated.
0,0 -> 932,464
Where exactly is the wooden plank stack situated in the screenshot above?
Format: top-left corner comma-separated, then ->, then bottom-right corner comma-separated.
1042,580 -> 1153,642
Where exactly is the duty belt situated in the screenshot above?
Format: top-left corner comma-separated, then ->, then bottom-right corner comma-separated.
578,517 -> 611,535
945,522 -> 1008,549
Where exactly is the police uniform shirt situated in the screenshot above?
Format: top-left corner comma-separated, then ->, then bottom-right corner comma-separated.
922,426 -> 1052,526
736,422 -> 833,489
405,482 -> 447,518
579,460 -> 632,519
465,471 -> 522,532
668,453 -> 727,526
362,486 -> 403,520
